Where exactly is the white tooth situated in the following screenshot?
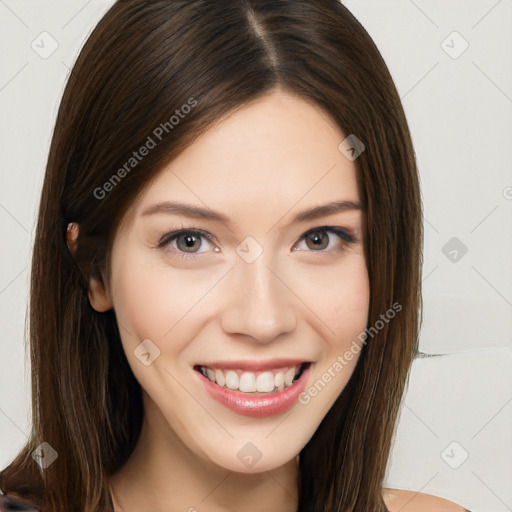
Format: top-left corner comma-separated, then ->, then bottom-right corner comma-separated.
215,369 -> 226,387
274,372 -> 284,388
256,371 -> 275,392
206,368 -> 215,383
277,382 -> 285,391
225,370 -> 239,390
284,367 -> 296,386
239,372 -> 257,392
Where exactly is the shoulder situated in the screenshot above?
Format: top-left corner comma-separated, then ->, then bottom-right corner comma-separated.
382,488 -> 470,512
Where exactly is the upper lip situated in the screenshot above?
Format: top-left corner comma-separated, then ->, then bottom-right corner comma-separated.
194,358 -> 312,372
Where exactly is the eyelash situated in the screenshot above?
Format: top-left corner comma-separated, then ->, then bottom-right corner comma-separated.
156,225 -> 357,261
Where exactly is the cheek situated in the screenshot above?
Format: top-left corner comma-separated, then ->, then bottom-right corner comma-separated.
331,264 -> 370,340
110,252 -> 218,357
109,257 -> 208,406
295,255 -> 370,343
295,259 -> 369,411
113,266 -> 174,342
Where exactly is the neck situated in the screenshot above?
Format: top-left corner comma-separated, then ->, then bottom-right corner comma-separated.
109,393 -> 299,512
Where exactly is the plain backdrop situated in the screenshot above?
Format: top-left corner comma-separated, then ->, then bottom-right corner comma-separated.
0,1 -> 511,511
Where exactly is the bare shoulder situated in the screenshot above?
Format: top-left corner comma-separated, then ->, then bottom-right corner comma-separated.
382,488 -> 470,512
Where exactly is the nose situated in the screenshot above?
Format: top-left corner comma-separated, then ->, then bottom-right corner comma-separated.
220,254 -> 298,344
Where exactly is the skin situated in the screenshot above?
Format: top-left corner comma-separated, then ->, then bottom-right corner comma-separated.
382,489 -> 470,512
71,89 -> 464,511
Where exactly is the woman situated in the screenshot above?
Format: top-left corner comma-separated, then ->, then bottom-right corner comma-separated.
0,1 -> 469,510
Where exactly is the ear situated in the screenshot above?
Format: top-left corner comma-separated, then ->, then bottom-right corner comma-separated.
87,273 -> 113,312
66,222 -> 113,312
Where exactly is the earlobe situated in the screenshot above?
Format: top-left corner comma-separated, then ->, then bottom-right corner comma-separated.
87,275 -> 113,312
66,222 -> 113,312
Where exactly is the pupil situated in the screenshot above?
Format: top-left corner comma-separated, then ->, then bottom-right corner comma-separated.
307,231 -> 328,250
179,234 -> 200,252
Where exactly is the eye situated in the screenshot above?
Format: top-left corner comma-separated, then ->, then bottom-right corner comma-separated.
157,225 -> 357,260
157,228 -> 218,260
292,226 -> 356,254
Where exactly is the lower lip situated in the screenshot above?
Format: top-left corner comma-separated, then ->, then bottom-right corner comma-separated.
194,365 -> 311,417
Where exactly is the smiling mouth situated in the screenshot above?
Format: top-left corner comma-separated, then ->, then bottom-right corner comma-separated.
193,362 -> 311,394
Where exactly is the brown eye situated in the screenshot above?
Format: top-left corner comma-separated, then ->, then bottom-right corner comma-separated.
304,230 -> 330,250
158,229 -> 217,259
294,226 -> 356,253
175,232 -> 203,253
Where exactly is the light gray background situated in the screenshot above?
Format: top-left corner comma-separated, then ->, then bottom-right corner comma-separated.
1,1 -> 511,511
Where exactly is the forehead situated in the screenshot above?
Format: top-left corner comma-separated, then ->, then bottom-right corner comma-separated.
129,90 -> 361,229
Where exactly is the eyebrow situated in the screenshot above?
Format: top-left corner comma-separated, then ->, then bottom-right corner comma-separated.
141,199 -> 364,229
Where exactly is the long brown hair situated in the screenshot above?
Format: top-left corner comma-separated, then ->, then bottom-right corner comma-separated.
0,1 -> 422,510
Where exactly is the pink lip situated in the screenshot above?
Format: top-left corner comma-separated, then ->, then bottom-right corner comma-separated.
194,363 -> 312,417
195,358 -> 309,371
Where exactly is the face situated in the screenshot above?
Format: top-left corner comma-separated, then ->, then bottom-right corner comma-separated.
97,89 -> 369,473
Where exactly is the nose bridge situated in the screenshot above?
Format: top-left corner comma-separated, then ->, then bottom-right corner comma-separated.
220,248 -> 297,343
